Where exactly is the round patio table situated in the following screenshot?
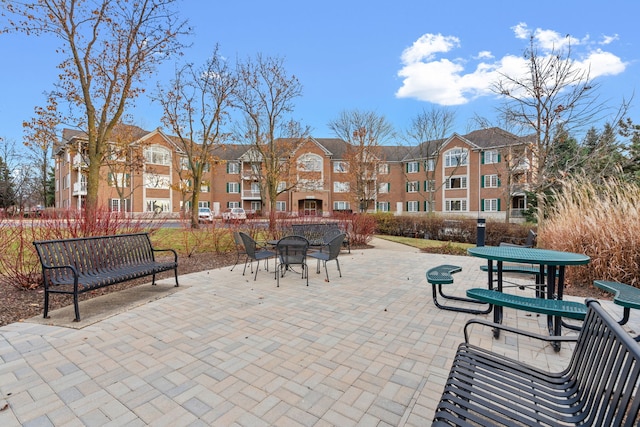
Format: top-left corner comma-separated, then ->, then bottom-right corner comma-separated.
468,246 -> 590,342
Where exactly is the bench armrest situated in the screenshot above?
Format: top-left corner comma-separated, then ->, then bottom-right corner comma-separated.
152,247 -> 178,262
464,318 -> 579,344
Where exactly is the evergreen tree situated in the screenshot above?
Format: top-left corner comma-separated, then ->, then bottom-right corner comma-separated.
0,156 -> 16,210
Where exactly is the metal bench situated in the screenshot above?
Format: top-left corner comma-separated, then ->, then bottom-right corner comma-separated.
426,265 -> 491,314
33,233 -> 178,322
594,280 -> 640,340
433,299 -> 640,426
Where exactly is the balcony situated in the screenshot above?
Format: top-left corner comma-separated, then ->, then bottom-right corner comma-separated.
242,190 -> 261,200
73,182 -> 87,196
72,154 -> 88,169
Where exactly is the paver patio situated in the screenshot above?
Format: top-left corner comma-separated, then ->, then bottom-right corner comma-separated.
0,238 -> 637,426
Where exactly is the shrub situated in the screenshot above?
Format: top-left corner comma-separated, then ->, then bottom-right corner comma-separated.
542,176 -> 640,290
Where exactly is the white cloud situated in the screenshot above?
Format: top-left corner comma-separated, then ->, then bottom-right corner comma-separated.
395,25 -> 627,106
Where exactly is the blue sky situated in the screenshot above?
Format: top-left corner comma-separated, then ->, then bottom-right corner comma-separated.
0,0 -> 638,146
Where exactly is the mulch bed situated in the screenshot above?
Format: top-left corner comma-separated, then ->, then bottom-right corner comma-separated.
0,252 -> 237,327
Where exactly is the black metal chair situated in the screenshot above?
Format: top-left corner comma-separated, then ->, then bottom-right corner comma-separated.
308,233 -> 345,282
275,235 -> 309,287
238,232 -> 276,281
230,231 -> 249,272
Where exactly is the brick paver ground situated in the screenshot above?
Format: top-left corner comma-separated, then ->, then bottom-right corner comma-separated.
1,238 -> 637,426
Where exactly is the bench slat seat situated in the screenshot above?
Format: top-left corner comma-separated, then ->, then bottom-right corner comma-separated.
433,300 -> 640,426
466,288 -> 587,320
426,265 -> 490,314
33,233 -> 178,322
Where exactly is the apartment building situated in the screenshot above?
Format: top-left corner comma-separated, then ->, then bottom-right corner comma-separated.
54,126 -> 533,220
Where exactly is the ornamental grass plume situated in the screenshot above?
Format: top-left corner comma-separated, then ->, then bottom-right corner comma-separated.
542,176 -> 640,292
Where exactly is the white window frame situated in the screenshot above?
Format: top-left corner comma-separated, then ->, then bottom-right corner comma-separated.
378,182 -> 390,194
333,181 -> 350,193
407,161 -> 419,173
144,146 -> 171,165
378,163 -> 389,174
424,158 -> 435,171
333,201 -> 350,210
484,199 -> 499,212
227,182 -> 240,193
407,201 -> 419,212
445,176 -> 467,190
484,150 -> 499,164
227,162 -> 239,174
445,148 -> 468,167
227,201 -> 240,208
445,199 -> 468,212
377,201 -> 390,212
484,174 -> 499,188
333,161 -> 348,173
276,201 -> 286,211
146,199 -> 171,213
407,181 -> 419,193
298,153 -> 322,172
144,173 -> 171,189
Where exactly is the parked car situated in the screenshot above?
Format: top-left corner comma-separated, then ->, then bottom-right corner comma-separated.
222,207 -> 247,223
198,207 -> 214,223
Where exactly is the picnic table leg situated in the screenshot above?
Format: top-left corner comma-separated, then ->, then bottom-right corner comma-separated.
492,260 -> 503,339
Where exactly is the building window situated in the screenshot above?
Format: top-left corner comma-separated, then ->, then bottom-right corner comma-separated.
144,146 -> 171,165
407,181 -> 419,192
63,174 -> 70,189
424,180 -> 436,192
424,159 -> 435,171
250,182 -> 260,195
250,201 -> 261,212
445,199 -> 467,212
407,201 -> 419,212
298,153 -> 322,172
144,174 -> 170,189
423,200 -> 432,212
406,161 -> 419,173
227,182 -> 240,193
198,201 -> 209,208
334,182 -> 350,193
227,201 -> 240,208
299,179 -> 323,191
483,174 -> 499,188
227,161 -> 239,174
483,199 -> 500,212
200,184 -> 210,193
179,157 -> 189,171
108,173 -> 130,188
276,201 -> 286,211
445,176 -> 467,190
146,199 -> 170,213
277,181 -> 286,192
445,148 -> 468,167
333,161 -> 348,173
333,201 -> 350,210
377,201 -> 390,212
484,150 -> 500,164
378,182 -> 390,193
378,163 -> 389,174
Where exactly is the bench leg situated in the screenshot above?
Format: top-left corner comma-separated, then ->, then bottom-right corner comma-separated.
432,285 -> 493,315
73,292 -> 80,322
43,289 -> 50,319
173,268 -> 179,287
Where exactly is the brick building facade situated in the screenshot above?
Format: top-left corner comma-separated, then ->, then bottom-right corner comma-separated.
54,126 -> 533,220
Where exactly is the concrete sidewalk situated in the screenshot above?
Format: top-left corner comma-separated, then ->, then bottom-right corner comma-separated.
0,238 -> 637,426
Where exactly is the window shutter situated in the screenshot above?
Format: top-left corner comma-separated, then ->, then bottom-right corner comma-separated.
226,183 -> 229,193
497,178 -> 501,187
497,153 -> 501,162
481,153 -> 485,165
416,162 -> 420,172
406,182 -> 409,192
497,199 -> 501,211
481,199 -> 485,211
481,175 -> 485,188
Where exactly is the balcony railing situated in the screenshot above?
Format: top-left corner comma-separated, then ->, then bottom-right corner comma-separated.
72,154 -> 88,169
242,190 -> 261,199
73,182 -> 87,196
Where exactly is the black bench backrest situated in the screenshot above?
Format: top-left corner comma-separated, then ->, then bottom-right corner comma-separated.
569,300 -> 640,425
33,233 -> 156,278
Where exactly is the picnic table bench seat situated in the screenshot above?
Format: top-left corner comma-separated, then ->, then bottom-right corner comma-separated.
433,299 -> 640,426
426,265 -> 491,314
594,280 -> 640,340
466,288 -> 588,320
33,233 -> 178,322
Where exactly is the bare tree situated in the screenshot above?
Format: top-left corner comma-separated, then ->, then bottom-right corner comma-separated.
23,94 -> 61,208
155,45 -> 237,228
3,0 -> 189,216
328,110 -> 394,212
493,35 -> 604,221
233,54 -> 308,231
402,107 -> 456,213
